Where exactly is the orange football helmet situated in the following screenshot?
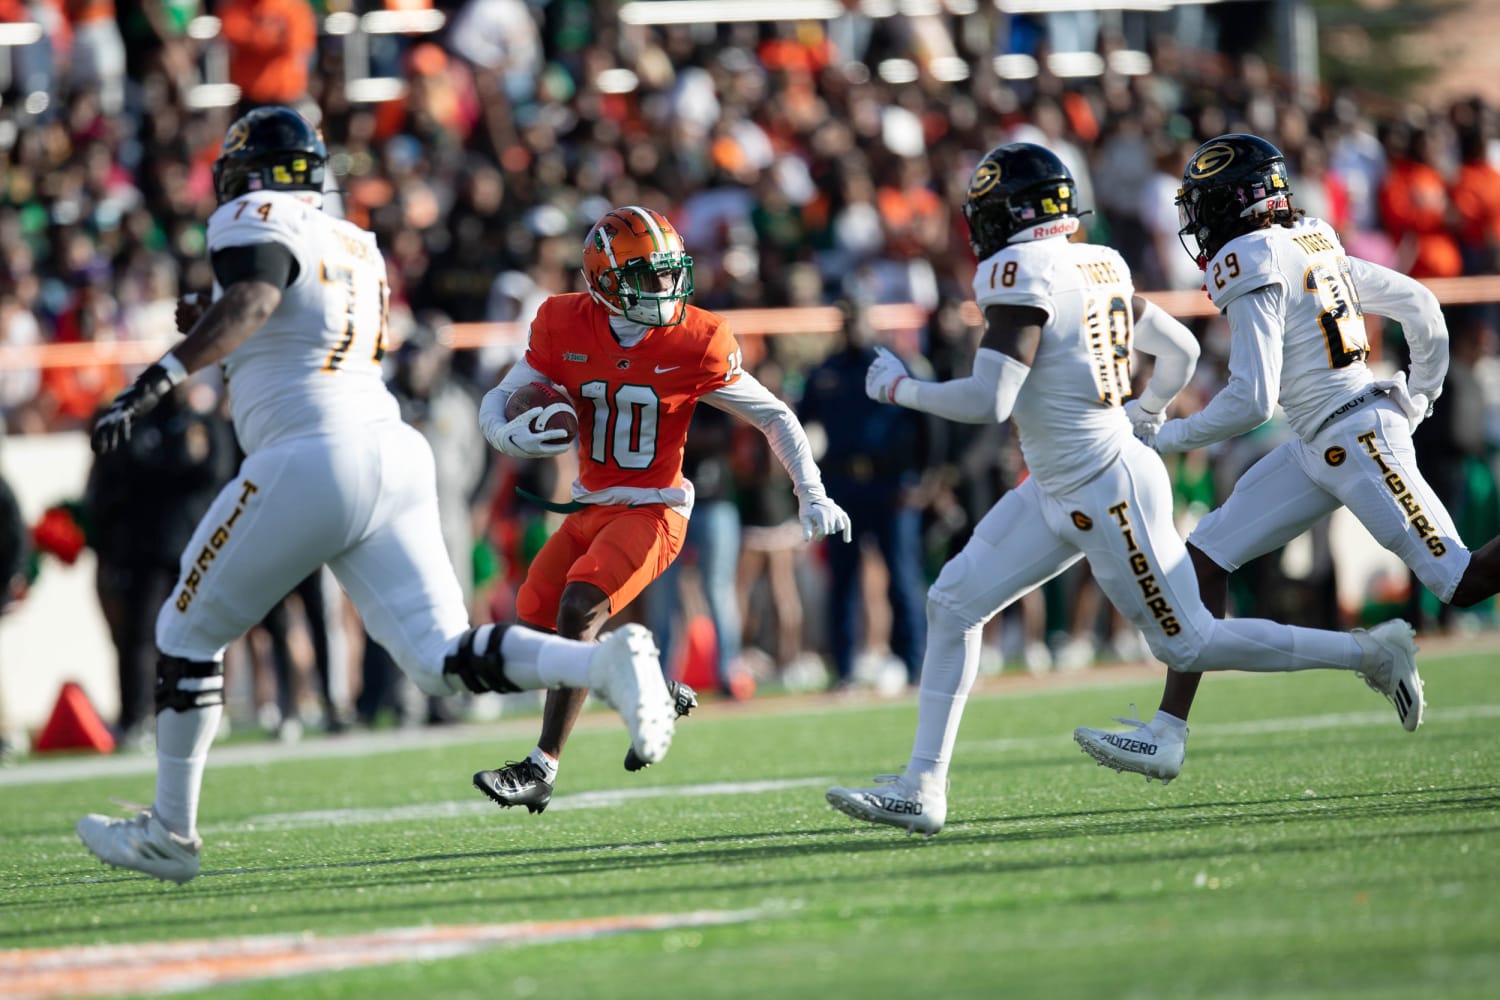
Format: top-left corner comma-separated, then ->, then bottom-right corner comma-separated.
581,206 -> 695,327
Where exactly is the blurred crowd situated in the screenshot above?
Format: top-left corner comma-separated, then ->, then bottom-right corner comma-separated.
4,1 -> 1500,743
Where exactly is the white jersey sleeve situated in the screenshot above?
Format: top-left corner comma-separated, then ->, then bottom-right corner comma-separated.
207,191 -> 316,281
211,191 -> 400,453
1203,228 -> 1287,310
971,246 -> 1056,322
1347,256 -> 1449,399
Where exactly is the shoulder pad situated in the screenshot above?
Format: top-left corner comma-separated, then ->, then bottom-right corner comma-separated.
971,241 -> 1056,313
1205,229 -> 1286,309
208,191 -> 310,254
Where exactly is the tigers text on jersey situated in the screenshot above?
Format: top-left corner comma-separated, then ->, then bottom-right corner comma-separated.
972,236 -> 1135,494
208,190 -> 399,454
523,293 -> 743,500
1203,218 -> 1372,440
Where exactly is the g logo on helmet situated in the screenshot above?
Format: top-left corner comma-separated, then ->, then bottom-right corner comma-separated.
969,160 -> 1002,199
1188,143 -> 1237,180
222,119 -> 252,154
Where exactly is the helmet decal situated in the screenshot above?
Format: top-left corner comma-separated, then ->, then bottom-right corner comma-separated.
962,142 -> 1080,258
968,160 -> 1002,199
223,119 -> 252,155
1187,143 -> 1237,180
581,206 -> 695,327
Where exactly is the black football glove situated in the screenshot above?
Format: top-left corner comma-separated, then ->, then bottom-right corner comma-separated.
91,362 -> 181,455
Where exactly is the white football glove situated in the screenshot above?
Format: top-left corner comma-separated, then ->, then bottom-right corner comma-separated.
1123,399 -> 1165,450
488,405 -> 573,458
865,346 -> 910,404
798,491 -> 852,544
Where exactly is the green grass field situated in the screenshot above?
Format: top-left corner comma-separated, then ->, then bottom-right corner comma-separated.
4,644 -> 1500,999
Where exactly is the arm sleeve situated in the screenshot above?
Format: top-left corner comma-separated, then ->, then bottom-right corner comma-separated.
1347,256 -> 1449,398
1132,299 -> 1200,413
479,357 -> 548,445
210,242 -> 299,290
1155,285 -> 1285,453
703,373 -> 825,498
892,348 -> 1030,424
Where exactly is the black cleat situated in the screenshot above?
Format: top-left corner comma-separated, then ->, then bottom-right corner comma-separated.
624,681 -> 697,772
473,759 -> 554,814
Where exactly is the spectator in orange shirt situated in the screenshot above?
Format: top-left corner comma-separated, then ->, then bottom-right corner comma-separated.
1450,123 -> 1500,276
1377,121 -> 1463,279
218,0 -> 317,110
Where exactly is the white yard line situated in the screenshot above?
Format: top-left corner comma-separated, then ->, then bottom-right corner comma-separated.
222,778 -> 832,832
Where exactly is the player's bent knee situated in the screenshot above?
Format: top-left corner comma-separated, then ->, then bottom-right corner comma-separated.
557,583 -> 610,641
155,654 -> 225,714
443,624 -> 518,695
926,583 -> 985,635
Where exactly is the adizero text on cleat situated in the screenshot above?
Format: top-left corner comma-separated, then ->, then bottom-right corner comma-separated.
1073,713 -> 1186,783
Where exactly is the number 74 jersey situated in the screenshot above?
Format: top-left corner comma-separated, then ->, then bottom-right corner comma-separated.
208,190 -> 399,455
1203,217 -> 1372,440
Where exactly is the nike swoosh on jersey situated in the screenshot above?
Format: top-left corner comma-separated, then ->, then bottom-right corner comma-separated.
654,365 -> 680,373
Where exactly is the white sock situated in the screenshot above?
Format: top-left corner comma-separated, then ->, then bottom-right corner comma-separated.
1195,618 -> 1362,673
528,746 -> 559,782
1151,709 -> 1188,733
905,603 -> 980,790
154,704 -> 222,840
495,625 -> 595,689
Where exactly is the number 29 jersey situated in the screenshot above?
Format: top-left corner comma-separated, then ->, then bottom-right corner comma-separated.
972,236 -> 1136,495
1203,217 -> 1372,440
208,190 -> 400,454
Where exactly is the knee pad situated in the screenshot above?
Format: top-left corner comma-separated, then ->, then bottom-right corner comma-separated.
155,655 -> 224,714
444,624 -> 520,695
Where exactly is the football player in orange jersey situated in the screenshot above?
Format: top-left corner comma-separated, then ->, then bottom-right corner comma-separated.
475,205 -> 852,813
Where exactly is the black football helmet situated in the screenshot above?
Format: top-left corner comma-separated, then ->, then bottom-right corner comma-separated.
1176,133 -> 1293,266
962,142 -> 1080,259
212,106 -> 327,205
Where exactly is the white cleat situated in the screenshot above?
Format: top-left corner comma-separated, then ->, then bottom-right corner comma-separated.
826,772 -> 946,837
1354,618 -> 1424,732
77,809 -> 201,884
589,624 -> 675,767
1074,712 -> 1186,784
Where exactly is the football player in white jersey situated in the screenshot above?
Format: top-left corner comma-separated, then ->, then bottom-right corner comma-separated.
825,142 -> 1425,836
75,107 -> 677,884
1076,133 -> 1499,783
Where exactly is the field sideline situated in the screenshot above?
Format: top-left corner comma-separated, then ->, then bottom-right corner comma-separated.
3,638 -> 1499,999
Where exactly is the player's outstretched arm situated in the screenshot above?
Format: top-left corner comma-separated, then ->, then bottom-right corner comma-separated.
865,303 -> 1040,425
1347,256 -> 1449,401
1154,286 -> 1284,454
703,374 -> 851,543
91,279 -> 280,455
172,280 -> 283,372
1123,296 -> 1200,446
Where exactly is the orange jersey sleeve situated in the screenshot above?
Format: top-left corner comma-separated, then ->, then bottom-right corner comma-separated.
525,297 -> 744,494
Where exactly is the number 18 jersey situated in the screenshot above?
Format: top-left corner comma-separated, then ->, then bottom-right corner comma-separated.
208,190 -> 400,454
972,236 -> 1136,495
